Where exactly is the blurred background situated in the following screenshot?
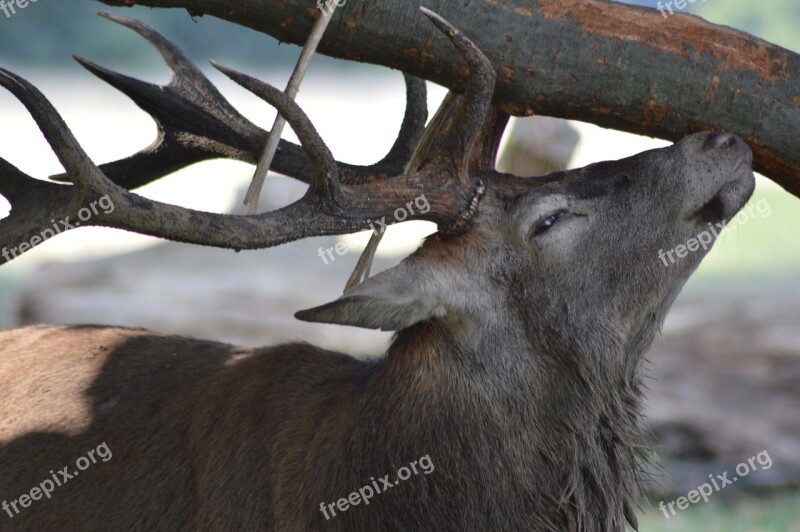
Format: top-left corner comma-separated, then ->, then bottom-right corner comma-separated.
0,1 -> 798,530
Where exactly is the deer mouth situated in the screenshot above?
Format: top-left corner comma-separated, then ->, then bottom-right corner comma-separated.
688,160 -> 755,224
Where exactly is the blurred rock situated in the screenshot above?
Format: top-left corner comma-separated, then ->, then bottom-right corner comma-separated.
497,116 -> 580,176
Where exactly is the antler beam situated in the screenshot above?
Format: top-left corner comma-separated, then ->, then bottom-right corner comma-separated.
0,10 -> 495,265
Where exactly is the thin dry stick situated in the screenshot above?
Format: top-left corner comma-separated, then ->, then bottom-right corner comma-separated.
243,0 -> 340,214
344,225 -> 385,292
343,92 -> 442,292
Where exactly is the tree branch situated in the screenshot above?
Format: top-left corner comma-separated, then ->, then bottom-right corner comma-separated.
98,0 -> 800,198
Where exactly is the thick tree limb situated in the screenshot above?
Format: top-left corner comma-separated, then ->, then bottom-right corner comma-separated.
99,0 -> 800,198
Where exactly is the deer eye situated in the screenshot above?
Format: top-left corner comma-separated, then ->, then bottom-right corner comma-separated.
532,210 -> 568,237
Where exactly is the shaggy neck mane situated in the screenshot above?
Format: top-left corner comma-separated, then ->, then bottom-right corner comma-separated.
370,320 -> 650,531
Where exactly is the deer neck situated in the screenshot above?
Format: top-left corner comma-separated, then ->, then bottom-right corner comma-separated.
371,316 -> 649,528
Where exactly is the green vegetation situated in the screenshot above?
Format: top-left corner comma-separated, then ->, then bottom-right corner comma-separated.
0,3 -> 322,72
691,184 -> 800,278
639,492 -> 800,532
697,0 -> 800,52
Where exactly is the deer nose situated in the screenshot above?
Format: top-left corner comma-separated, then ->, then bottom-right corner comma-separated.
702,132 -> 739,151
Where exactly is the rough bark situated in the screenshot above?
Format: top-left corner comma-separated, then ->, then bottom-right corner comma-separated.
99,0 -> 800,198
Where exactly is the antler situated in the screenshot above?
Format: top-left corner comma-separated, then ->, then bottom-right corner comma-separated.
0,8 -> 499,266
54,12 -> 429,191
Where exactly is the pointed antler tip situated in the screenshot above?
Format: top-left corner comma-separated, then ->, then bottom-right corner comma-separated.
418,6 -> 436,17
0,68 -> 27,92
209,60 -> 231,75
418,7 -> 493,75
72,55 -> 106,77
71,55 -> 136,89
97,11 -> 132,25
72,55 -> 92,67
210,61 -> 250,86
418,7 -> 451,31
208,59 -> 225,71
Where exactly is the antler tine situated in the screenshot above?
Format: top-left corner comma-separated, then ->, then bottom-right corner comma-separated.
470,109 -> 511,172
51,13 -> 428,192
73,56 -> 257,188
365,74 -> 429,182
96,12 -> 236,115
49,10 -> 264,189
344,99 -> 502,291
0,69 -> 124,265
345,9 -> 497,289
0,69 -> 112,196
0,159 -> 75,266
211,62 -> 343,208
0,158 -> 42,203
416,8 -> 496,183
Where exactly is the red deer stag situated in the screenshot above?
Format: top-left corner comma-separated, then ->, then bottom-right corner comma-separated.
0,8 -> 754,531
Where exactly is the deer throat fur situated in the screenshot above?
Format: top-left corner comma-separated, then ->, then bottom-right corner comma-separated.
347,321 -> 650,531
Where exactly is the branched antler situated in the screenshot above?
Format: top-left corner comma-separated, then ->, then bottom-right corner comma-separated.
0,9 -> 501,267
53,12 -> 429,190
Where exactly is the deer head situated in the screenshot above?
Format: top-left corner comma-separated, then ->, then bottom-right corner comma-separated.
298,132 -> 754,342
292,113 -> 753,531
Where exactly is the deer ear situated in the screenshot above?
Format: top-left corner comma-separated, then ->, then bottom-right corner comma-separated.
295,262 -> 444,331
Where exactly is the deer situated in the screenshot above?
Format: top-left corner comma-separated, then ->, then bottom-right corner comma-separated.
0,8 -> 755,532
